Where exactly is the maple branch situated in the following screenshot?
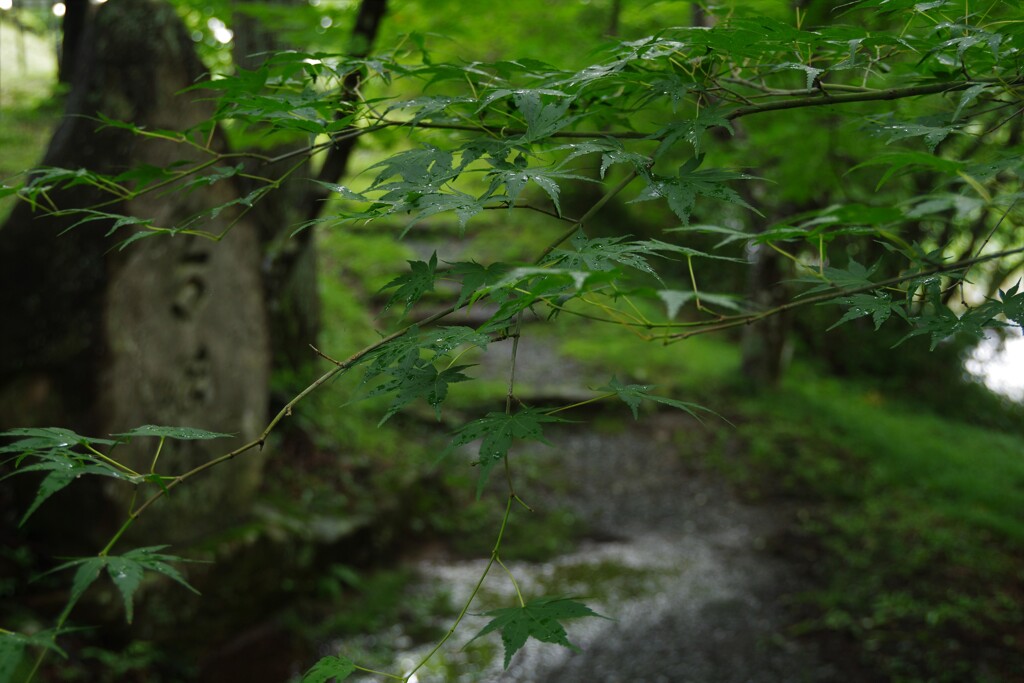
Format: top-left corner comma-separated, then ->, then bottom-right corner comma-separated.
723,79 -> 1020,121
369,77 -> 1023,140
664,244 -> 1024,341
537,169 -> 640,262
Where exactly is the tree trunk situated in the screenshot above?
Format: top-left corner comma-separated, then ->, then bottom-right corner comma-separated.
233,0 -> 388,402
58,0 -> 90,84
740,242 -> 791,388
0,0 -> 270,549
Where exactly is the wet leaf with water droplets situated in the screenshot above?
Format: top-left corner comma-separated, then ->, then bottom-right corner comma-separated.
442,408 -> 567,497
380,252 -> 439,316
44,547 -> 199,625
112,425 -> 233,441
469,597 -> 608,668
106,557 -> 145,623
602,376 -> 723,423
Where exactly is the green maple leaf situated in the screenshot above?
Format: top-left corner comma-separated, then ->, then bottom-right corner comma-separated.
11,465 -> 124,526
639,288 -> 742,318
112,425 -> 233,440
355,326 -> 489,393
484,159 -> 591,216
0,629 -> 67,677
406,191 -> 487,232
301,654 -> 355,682
46,546 -> 199,624
546,232 -> 660,283
448,261 -> 511,309
554,139 -> 652,178
629,156 -> 757,225
355,326 -> 487,384
369,360 -> 474,424
473,267 -> 620,332
0,427 -> 118,452
828,291 -> 910,331
549,232 -> 745,285
512,90 -> 580,142
866,112 -> 960,152
443,408 -> 566,497
650,107 -> 734,158
796,258 -> 880,297
380,252 -> 438,315
425,326 -> 492,356
386,94 -> 476,124
898,296 -> 1008,350
602,377 -> 721,422
1,429 -> 134,525
999,280 -> 1023,326
367,145 -> 456,189
895,307 -> 968,350
469,597 -> 607,669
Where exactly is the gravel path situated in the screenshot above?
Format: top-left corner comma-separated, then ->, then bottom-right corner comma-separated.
386,416 -> 838,682
495,420 -> 832,682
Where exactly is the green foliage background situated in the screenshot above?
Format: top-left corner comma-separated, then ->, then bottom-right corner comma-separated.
1,0 -> 1023,681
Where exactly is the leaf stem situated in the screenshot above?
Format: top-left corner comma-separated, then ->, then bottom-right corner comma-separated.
496,555 -> 526,608
546,393 -> 617,415
353,665 -> 405,680
83,443 -> 140,478
98,519 -> 134,557
504,313 -> 524,417
403,494 -> 516,680
537,170 -> 639,263
686,255 -> 702,311
149,437 -> 165,474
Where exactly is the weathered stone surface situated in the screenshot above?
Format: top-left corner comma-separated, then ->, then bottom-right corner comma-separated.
0,0 -> 270,547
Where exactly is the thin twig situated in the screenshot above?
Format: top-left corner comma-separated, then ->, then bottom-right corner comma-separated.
309,344 -> 344,366
973,197 -> 1019,261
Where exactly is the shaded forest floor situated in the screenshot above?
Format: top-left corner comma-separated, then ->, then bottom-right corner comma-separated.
276,313 -> 1024,683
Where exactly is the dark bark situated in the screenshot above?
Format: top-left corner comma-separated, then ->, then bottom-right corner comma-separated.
0,0 -> 270,548
606,0 -> 622,36
234,0 -> 389,384
58,0 -> 90,84
305,0 -> 388,208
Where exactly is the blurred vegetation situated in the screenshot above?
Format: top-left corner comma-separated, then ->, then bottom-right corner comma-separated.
0,19 -> 62,222
2,0 -> 1023,682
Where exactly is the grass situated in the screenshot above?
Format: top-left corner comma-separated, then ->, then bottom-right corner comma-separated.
752,368 -> 1024,543
736,372 -> 1024,682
